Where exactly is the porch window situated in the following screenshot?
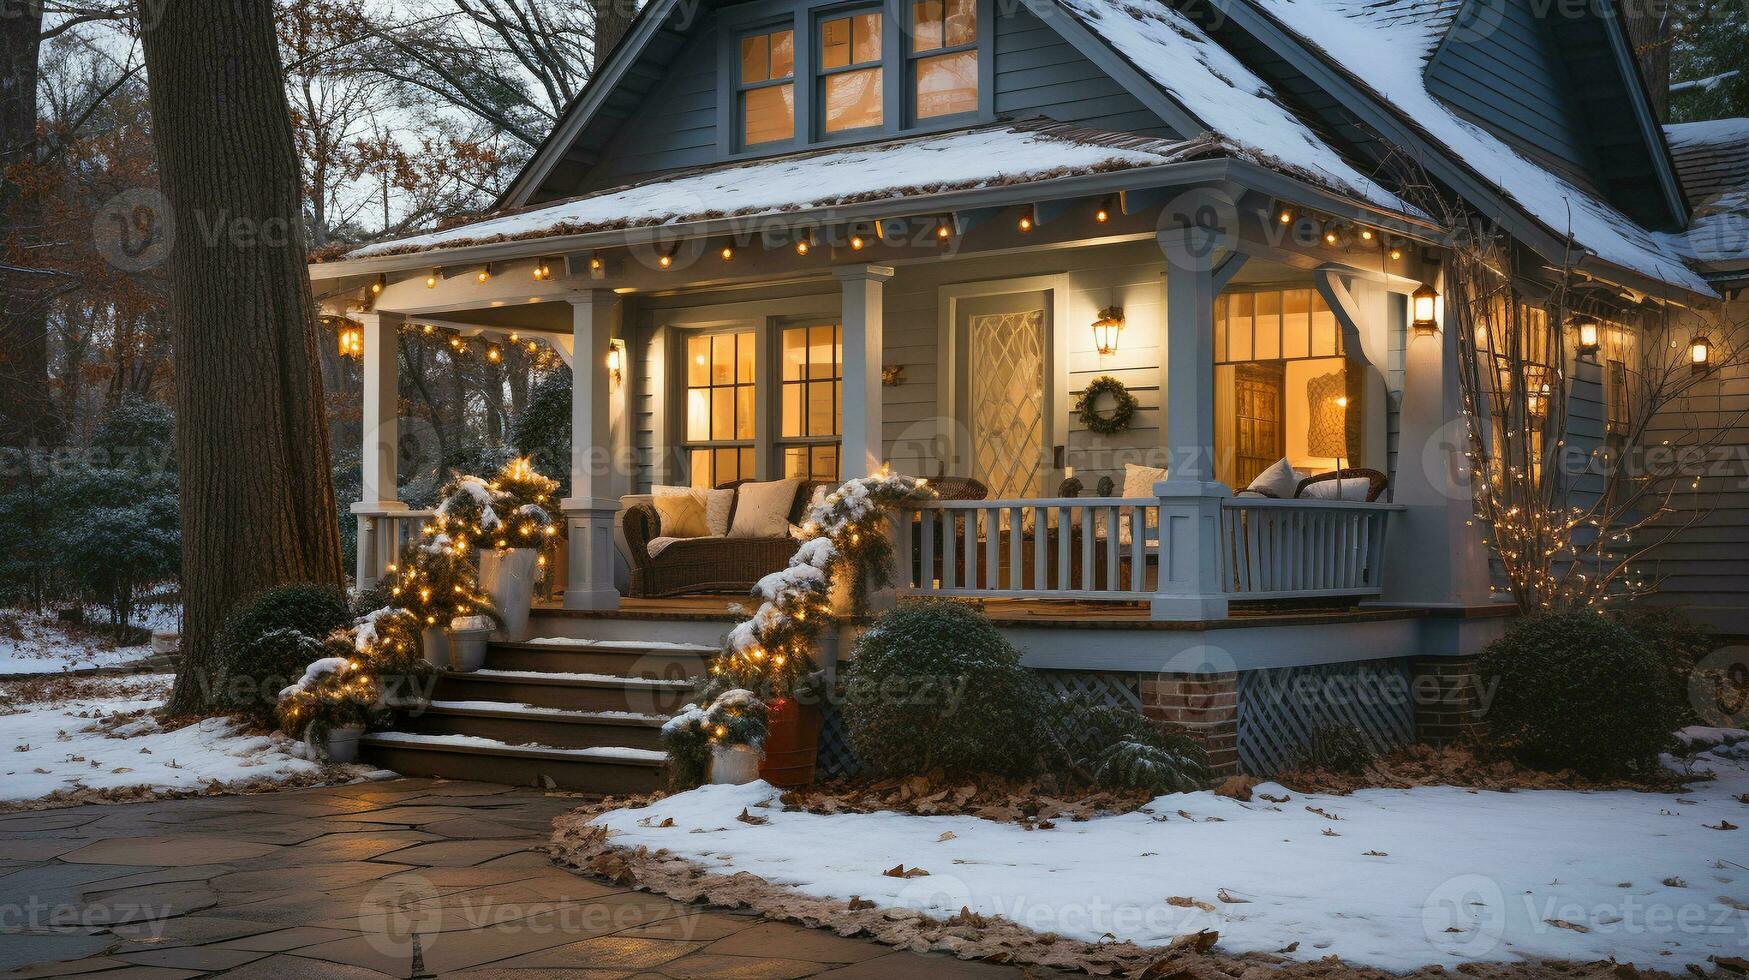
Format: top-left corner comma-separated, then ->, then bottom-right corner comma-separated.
1599,319 -> 1637,438
1213,288 -> 1355,487
685,331 -> 758,488
819,11 -> 882,134
779,323 -> 843,480
739,28 -> 795,147
910,0 -> 977,120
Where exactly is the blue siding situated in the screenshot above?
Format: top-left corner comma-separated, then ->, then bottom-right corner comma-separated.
1426,0 -> 1595,181
993,5 -> 1167,135
583,26 -> 721,188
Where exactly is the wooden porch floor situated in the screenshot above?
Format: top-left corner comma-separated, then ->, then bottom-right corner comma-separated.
533,595 -> 1445,630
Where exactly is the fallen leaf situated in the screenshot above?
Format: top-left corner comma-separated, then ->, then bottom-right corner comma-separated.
936,831 -> 957,842
1705,820 -> 1738,831
1363,850 -> 1388,857
1259,792 -> 1290,804
1213,776 -> 1257,801
736,808 -> 768,825
882,864 -> 929,878
1322,828 -> 1341,837
847,896 -> 876,911
1165,896 -> 1216,912
1277,941 -> 1300,953
1546,918 -> 1590,933
1711,954 -> 1748,974
1216,888 -> 1250,904
1306,806 -> 1340,820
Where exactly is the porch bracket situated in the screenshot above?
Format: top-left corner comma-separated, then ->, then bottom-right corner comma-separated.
1312,266 -> 1377,368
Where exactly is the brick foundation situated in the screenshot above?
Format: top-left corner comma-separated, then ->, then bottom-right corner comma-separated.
1412,655 -> 1485,745
1140,671 -> 1239,779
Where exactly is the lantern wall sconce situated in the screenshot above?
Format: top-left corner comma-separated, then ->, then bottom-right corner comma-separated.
1092,305 -> 1124,355
1690,334 -> 1712,375
337,322 -> 363,359
607,341 -> 624,388
1411,282 -> 1439,337
881,365 -> 906,387
1575,317 -> 1599,357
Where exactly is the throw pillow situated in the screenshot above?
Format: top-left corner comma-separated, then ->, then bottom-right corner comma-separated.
1298,477 -> 1373,501
1121,462 -> 1167,500
651,485 -> 710,538
1246,458 -> 1302,499
729,479 -> 800,538
704,487 -> 734,537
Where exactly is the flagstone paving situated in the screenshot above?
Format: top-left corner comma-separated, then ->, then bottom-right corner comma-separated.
0,779 -> 1032,978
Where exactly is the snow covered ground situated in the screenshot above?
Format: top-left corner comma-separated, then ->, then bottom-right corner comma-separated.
0,607 -> 176,676
0,674 -> 375,803
593,737 -> 1749,972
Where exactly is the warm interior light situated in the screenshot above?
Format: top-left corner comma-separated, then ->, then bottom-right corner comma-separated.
1091,305 -> 1124,356
1412,282 -> 1439,336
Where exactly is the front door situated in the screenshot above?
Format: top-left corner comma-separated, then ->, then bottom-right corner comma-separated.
959,291 -> 1049,500
1234,363 -> 1284,487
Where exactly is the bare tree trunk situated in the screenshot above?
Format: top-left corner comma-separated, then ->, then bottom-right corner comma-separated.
0,0 -> 59,447
592,0 -> 634,69
140,0 -> 346,714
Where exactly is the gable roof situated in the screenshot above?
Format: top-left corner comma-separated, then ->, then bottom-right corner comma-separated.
1663,119 -> 1749,285
1237,0 -> 1712,295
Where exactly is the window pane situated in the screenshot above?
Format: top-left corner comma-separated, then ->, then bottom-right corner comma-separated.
853,12 -> 882,63
808,380 -> 836,436
913,0 -> 942,51
711,334 -> 735,385
690,449 -> 711,490
782,327 -> 806,381
715,448 -> 739,486
737,331 -> 756,383
824,67 -> 882,131
741,35 -> 768,84
1312,307 -> 1338,356
742,84 -> 794,145
711,388 -> 733,440
821,17 -> 851,69
783,446 -> 806,479
782,383 -> 802,438
687,336 -> 709,386
915,51 -> 976,118
944,0 -> 975,46
808,323 -> 837,378
740,448 -> 756,481
814,444 -> 839,480
686,389 -> 709,441
770,29 -> 793,78
736,385 -> 756,440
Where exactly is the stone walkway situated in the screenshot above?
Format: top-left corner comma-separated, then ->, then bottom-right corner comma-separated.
0,779 -> 1029,978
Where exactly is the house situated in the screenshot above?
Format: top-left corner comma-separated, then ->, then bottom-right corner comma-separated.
307,0 -> 1749,788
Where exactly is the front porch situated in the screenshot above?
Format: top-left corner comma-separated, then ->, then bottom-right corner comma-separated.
319,136 -> 1493,630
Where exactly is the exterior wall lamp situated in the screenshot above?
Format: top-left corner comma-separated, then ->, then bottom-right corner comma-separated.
1691,334 -> 1712,375
1575,317 -> 1599,356
1092,306 -> 1124,355
607,342 -> 624,388
1411,282 -> 1439,337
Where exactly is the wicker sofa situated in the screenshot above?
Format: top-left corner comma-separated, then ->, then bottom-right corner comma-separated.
620,480 -> 828,598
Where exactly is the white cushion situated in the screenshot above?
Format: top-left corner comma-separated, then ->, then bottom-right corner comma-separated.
1246,458 -> 1303,499
1299,477 -> 1373,501
647,536 -> 683,557
1121,462 -> 1167,500
704,488 -> 734,537
728,479 -> 800,538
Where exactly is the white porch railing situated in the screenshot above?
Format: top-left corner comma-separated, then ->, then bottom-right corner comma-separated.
891,495 -> 1402,616
354,507 -> 435,587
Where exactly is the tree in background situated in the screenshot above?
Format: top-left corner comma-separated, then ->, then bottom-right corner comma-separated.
140,0 -> 347,713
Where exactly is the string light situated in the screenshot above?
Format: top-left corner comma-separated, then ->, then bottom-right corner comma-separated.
476,264 -> 492,284
1018,208 -> 1035,233
1095,199 -> 1111,223
425,269 -> 439,288
720,245 -> 734,262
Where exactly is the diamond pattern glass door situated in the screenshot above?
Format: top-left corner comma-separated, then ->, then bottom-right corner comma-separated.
969,309 -> 1046,501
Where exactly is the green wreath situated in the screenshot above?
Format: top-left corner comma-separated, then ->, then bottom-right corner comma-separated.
1076,375 -> 1139,435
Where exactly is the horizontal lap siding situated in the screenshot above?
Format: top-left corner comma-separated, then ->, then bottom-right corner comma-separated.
585,27 -> 719,189
993,6 -> 1170,136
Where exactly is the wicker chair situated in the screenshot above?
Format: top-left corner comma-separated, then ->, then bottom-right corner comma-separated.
1295,467 -> 1389,501
621,480 -> 828,597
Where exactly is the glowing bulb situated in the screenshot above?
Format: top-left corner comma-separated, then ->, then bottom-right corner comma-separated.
850,234 -> 865,250
720,245 -> 734,261
659,252 -> 673,269
425,271 -> 438,288
1018,212 -> 1034,232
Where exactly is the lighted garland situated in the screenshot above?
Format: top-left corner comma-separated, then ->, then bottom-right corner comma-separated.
659,689 -> 769,788
711,470 -> 935,697
275,608 -> 433,746
433,456 -> 561,549
1076,375 -> 1138,435
385,535 -> 502,630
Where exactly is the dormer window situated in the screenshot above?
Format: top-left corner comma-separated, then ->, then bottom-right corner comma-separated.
739,28 -> 795,146
819,11 -> 883,133
910,0 -> 977,119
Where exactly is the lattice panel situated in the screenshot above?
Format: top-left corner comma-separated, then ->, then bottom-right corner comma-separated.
1034,670 -> 1144,711
814,696 -> 863,781
970,310 -> 1046,501
1236,659 -> 1416,775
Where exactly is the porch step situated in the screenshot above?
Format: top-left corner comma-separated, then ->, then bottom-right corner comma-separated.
521,610 -> 733,647
490,638 -> 715,679
432,668 -> 699,715
399,700 -> 667,752
359,732 -> 665,794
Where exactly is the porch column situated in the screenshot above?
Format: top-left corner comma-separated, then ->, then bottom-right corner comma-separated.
350,310 -> 405,588
561,290 -> 622,610
835,264 -> 893,479
1153,231 -> 1229,621
1385,267 -> 1492,608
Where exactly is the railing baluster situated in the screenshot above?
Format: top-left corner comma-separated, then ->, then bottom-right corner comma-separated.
963,508 -> 978,590
1130,506 -> 1146,592
985,506 -> 1000,592
1009,506 -> 1023,591
941,512 -> 956,590
920,509 -> 936,590
895,509 -> 915,589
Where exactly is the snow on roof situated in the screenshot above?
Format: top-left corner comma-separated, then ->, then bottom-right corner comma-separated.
1048,0 -> 1403,211
1661,120 -> 1749,273
1250,0 -> 1715,295
348,124 -> 1224,259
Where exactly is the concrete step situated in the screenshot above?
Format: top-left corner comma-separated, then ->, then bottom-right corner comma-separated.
360,732 -> 665,794
487,638 -> 714,680
432,668 -> 699,715
401,700 -> 667,752
523,610 -> 733,647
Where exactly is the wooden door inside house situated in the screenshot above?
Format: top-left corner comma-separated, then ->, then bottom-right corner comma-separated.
959,291 -> 1050,502
1234,363 -> 1285,488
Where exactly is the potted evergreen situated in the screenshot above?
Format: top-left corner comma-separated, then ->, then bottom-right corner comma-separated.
660,689 -> 770,787
435,459 -> 559,642
276,655 -> 381,763
384,535 -> 500,669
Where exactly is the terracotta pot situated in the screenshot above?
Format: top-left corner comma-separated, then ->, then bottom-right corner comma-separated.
709,744 -> 761,784
479,548 -> 539,641
758,697 -> 821,788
